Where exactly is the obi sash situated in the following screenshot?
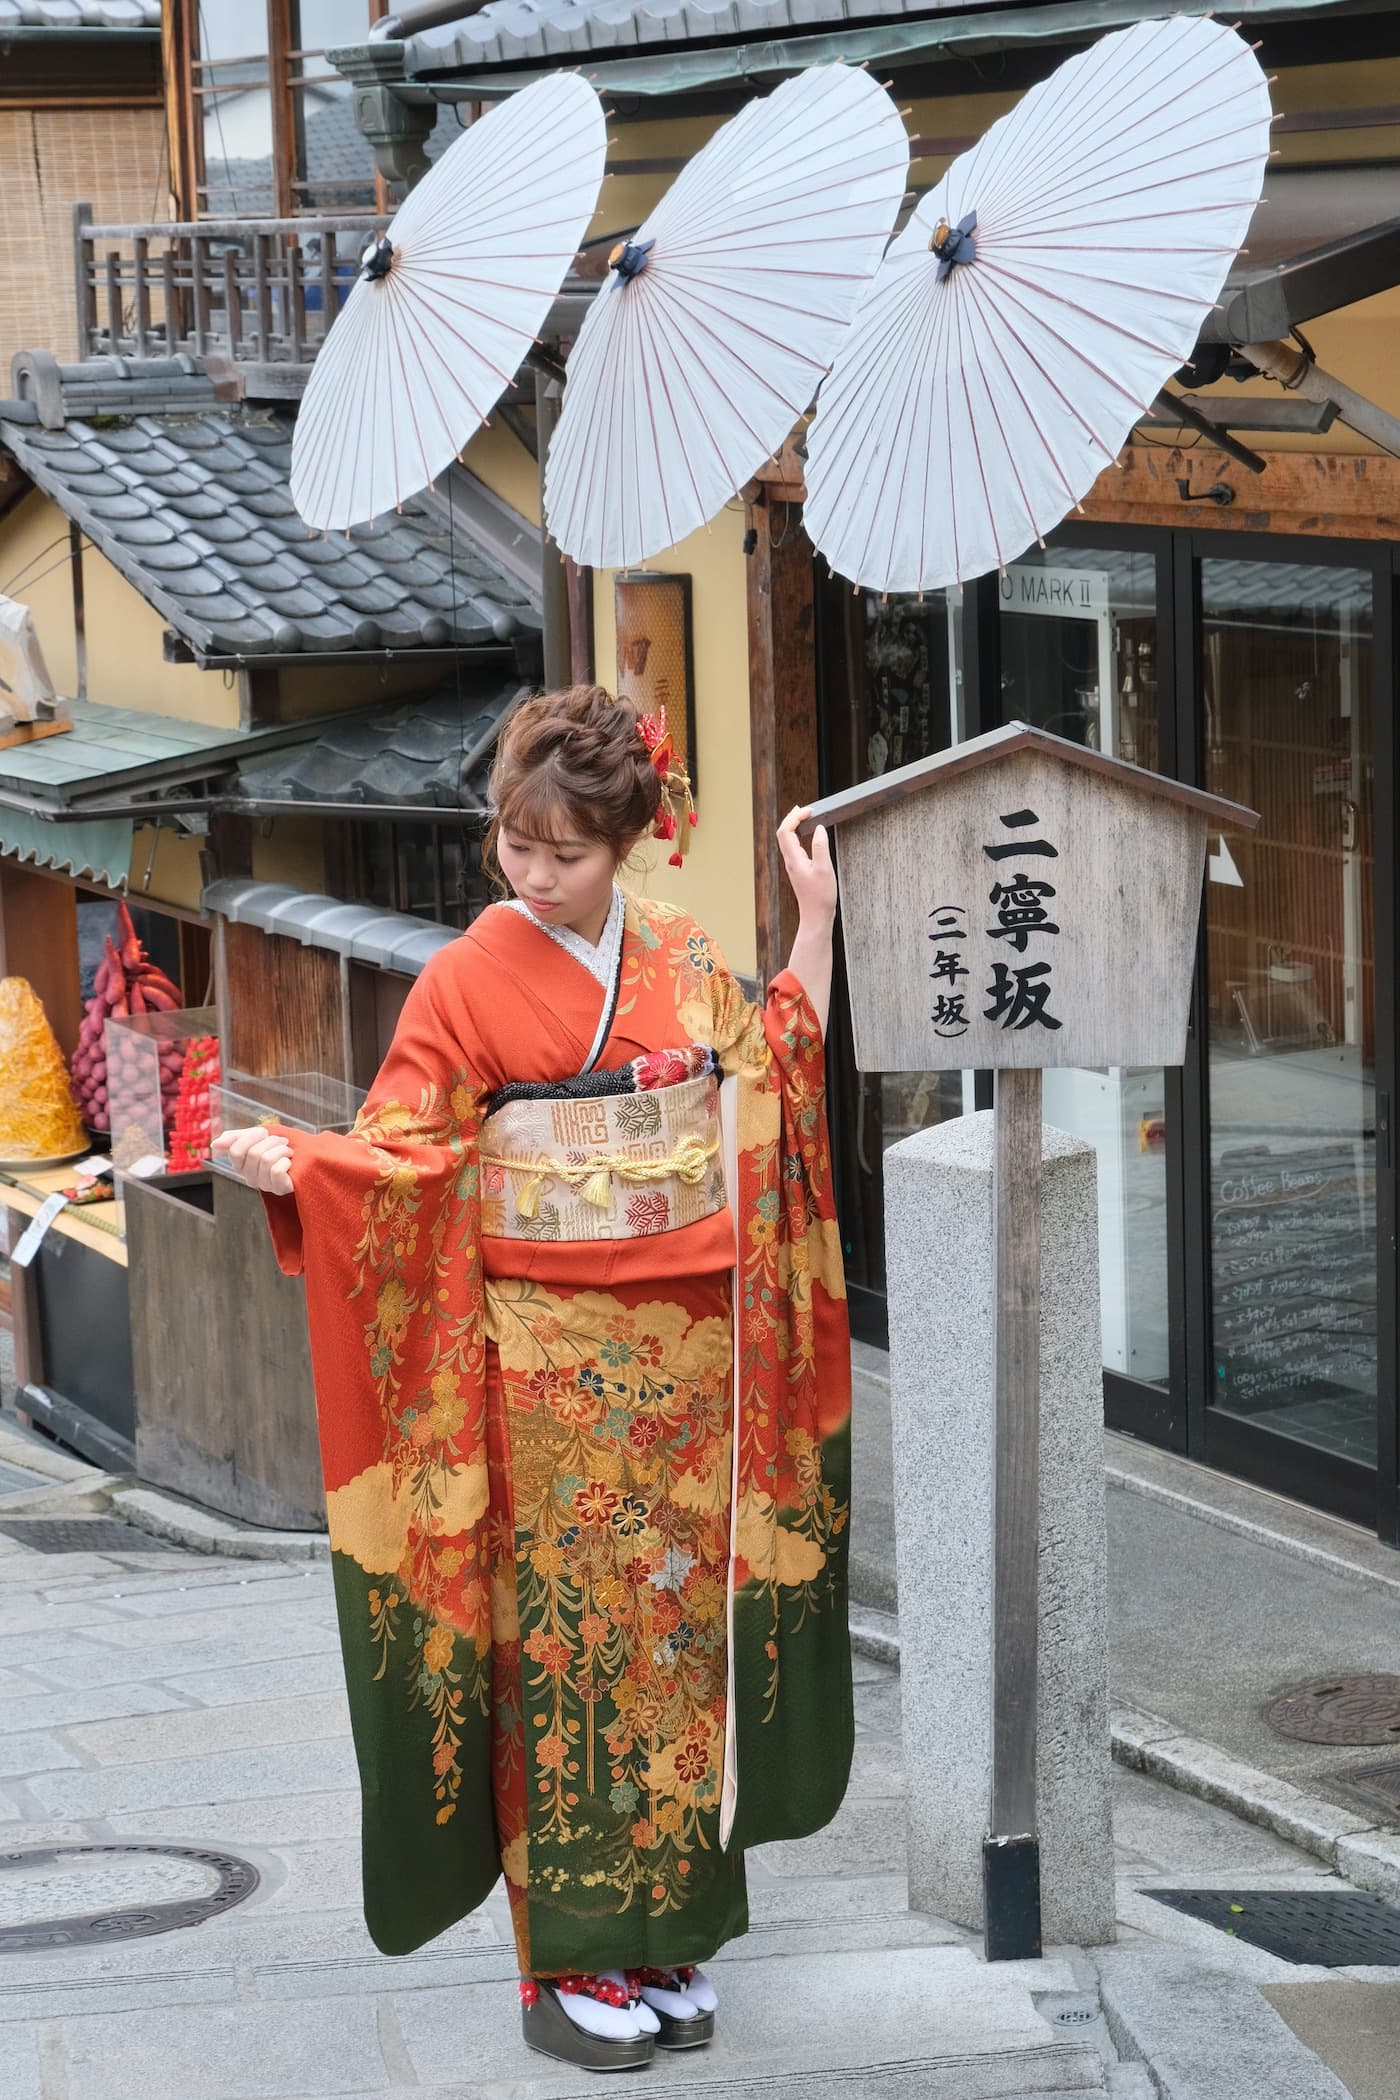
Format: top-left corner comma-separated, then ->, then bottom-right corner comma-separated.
478,1066 -> 726,1244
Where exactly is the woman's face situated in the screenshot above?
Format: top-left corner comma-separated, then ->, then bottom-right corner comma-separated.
497,824 -> 620,939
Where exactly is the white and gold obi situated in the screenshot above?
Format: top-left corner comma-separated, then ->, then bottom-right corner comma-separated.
478,1073 -> 727,1243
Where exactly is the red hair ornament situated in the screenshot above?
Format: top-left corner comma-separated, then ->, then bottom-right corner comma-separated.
636,707 -> 697,868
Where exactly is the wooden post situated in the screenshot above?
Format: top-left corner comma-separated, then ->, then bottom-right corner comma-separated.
745,493 -> 818,987
984,1063 -> 1044,1960
72,203 -> 94,358
133,236 -> 151,357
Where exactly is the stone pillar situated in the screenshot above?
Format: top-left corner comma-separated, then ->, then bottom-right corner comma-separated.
884,1111 -> 1115,1946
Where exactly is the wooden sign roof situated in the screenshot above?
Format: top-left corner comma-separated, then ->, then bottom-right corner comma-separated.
800,721 -> 1260,837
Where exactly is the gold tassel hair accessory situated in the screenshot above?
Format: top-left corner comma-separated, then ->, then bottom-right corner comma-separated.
636,706 -> 697,868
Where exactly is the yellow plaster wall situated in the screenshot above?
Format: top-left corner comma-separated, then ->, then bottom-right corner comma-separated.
0,491 -> 80,694
462,420 -> 541,525
592,506 -> 757,978
128,825 -> 206,913
0,490 -> 237,724
251,818 -> 327,894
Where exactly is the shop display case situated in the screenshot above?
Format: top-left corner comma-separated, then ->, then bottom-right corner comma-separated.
208,1069 -> 366,1168
104,1007 -> 219,1170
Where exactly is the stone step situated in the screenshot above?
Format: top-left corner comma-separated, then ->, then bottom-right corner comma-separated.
614,2043 -> 1107,2097
1099,1947 -> 1352,2100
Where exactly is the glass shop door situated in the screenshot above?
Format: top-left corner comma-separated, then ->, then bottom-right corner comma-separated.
1194,549 -> 1389,1527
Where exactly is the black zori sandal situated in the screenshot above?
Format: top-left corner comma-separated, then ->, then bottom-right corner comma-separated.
632,1965 -> 716,2048
519,1976 -> 655,2072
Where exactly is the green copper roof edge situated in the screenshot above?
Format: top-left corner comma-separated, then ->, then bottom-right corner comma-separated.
0,810 -> 133,891
410,0 -> 1374,96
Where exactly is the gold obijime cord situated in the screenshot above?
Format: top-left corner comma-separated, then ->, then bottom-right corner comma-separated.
480,1132 -> 719,1218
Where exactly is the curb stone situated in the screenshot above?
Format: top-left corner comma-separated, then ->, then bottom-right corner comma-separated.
849,1612 -> 1400,1906
108,1483 -> 329,1562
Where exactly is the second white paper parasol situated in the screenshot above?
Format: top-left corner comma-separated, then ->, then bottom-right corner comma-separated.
803,17 -> 1273,593
544,64 -> 910,571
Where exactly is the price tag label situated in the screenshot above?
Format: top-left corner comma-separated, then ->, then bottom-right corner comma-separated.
10,1191 -> 70,1268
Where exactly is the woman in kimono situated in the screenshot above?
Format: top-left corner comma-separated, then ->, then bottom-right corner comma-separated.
215,684 -> 852,2072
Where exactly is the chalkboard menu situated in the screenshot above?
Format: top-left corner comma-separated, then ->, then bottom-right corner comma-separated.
1211,1139 -> 1377,1462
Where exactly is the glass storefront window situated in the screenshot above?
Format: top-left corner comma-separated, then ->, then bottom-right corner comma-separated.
1201,559 -> 1376,1464
997,546 -> 1169,1387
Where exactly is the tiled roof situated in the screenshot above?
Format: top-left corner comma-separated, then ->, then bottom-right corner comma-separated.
1,403 -> 541,663
406,0 -> 927,72
0,0 -> 160,27
233,679 -> 520,809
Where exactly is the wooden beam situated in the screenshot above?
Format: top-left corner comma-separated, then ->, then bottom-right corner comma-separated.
1079,444 -> 1400,540
751,440 -> 1400,544
746,494 -> 819,989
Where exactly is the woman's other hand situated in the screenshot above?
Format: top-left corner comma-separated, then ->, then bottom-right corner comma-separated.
212,1125 -> 294,1196
777,806 -> 837,927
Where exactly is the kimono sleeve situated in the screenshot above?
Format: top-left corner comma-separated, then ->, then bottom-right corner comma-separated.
699,933 -> 856,1853
254,953 -> 501,1956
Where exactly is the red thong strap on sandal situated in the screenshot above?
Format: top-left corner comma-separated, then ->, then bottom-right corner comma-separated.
520,1974 -> 631,2010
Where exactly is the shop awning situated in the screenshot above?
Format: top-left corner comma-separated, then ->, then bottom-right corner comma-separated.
406,0 -> 1372,99
1197,166 -> 1400,345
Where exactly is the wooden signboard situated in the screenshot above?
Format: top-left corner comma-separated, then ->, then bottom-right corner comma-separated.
808,723 -> 1258,1075
806,722 -> 1258,1963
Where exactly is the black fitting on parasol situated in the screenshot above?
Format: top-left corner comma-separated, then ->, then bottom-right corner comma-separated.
360,236 -> 396,281
608,237 -> 655,288
930,211 -> 977,281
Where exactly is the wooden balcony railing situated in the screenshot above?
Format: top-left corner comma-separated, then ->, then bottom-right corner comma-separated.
73,202 -> 388,387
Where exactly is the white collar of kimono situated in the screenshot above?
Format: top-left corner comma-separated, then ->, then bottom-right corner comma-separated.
504,882 -> 625,993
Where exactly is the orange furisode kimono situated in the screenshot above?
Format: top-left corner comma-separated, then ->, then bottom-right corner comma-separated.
262,894 -> 852,1973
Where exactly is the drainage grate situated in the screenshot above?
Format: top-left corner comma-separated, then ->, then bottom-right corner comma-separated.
1327,1758 -> 1400,1821
0,1518 -> 172,1556
1145,1887 -> 1400,1966
1265,1674 -> 1400,1745
1050,2008 -> 1097,2028
0,1844 -> 258,1952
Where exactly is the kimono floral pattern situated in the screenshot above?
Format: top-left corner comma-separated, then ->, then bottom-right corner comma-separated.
486,1281 -> 735,1932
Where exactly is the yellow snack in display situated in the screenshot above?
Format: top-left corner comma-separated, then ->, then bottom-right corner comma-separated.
0,977 -> 86,1161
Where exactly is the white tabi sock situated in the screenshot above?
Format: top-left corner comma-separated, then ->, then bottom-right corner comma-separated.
598,1970 -> 660,2032
550,1987 -> 648,2041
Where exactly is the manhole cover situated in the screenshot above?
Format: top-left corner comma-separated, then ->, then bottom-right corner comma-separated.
1265,1674 -> 1400,1745
1145,1888 -> 1400,1966
1327,1758 -> 1400,1820
0,1844 -> 258,1951
0,1518 -> 172,1556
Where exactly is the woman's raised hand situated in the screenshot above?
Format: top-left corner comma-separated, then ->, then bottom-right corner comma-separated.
777,806 -> 837,927
212,1125 -> 295,1196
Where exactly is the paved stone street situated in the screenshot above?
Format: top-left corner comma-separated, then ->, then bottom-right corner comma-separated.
0,1470 -> 1393,2100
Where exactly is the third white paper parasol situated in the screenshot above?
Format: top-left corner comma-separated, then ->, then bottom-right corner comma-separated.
544,63 -> 910,572
290,72 -> 606,533
803,16 -> 1273,593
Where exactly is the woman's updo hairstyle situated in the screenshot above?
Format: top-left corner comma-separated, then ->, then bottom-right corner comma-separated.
484,684 -> 662,877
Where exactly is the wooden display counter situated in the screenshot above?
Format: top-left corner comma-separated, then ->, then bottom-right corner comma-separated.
122,1169 -> 325,1531
1,1162 -> 134,1470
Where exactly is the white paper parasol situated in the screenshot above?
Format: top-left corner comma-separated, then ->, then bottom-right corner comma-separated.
290,73 -> 606,532
804,18 -> 1272,593
544,64 -> 910,571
